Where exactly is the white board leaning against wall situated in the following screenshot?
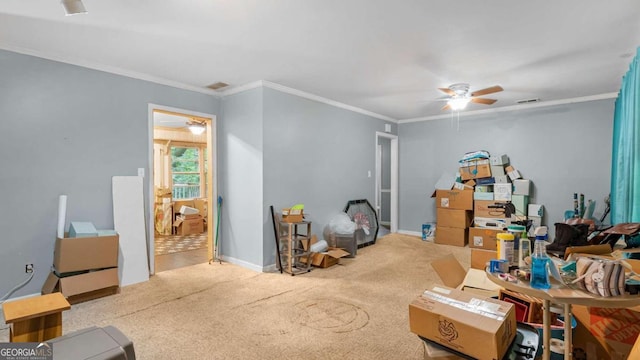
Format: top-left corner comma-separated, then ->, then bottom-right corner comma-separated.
112,176 -> 149,286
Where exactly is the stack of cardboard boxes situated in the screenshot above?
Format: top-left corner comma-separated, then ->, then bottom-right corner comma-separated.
434,152 -> 544,249
42,222 -> 120,304
433,189 -> 473,247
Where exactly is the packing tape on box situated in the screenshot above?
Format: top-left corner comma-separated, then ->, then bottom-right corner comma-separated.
422,290 -> 506,321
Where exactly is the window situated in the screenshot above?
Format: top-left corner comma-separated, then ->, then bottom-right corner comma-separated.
171,146 -> 206,199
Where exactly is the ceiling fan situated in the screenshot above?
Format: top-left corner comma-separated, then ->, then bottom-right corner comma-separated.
438,83 -> 503,111
185,119 -> 206,135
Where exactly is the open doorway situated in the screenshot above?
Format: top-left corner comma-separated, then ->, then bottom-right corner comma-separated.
148,105 -> 216,274
375,131 -> 398,233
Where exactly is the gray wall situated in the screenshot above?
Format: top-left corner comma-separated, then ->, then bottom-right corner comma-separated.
0,50 -> 220,298
398,99 -> 614,237
262,88 -> 395,267
218,88 -> 265,268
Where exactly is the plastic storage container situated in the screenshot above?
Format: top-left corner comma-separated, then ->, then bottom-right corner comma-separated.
497,232 -> 515,266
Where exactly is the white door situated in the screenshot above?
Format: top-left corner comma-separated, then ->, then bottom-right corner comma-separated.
375,132 -> 398,233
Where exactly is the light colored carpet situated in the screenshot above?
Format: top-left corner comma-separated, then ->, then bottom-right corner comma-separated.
1,234 -> 471,359
155,233 -> 207,255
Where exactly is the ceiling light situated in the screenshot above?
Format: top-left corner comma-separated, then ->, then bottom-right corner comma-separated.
188,123 -> 206,135
448,97 -> 471,111
62,0 -> 87,16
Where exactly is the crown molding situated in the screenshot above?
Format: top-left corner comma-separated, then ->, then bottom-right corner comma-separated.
399,92 -> 618,124
221,80 -> 398,123
0,44 -> 222,97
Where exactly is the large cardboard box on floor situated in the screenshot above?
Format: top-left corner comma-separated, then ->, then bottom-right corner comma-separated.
468,227 -> 501,250
54,234 -> 119,273
174,215 -> 204,235
431,254 -> 502,298
42,268 -> 119,304
436,208 -> 472,229
409,285 -> 516,360
434,227 -> 468,247
433,189 -> 473,210
571,304 -> 640,359
301,235 -> 350,268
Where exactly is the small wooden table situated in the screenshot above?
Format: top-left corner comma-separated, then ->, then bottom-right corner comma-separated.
3,292 -> 71,342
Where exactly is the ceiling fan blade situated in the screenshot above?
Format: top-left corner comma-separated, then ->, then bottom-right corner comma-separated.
438,88 -> 456,96
470,97 -> 497,105
441,103 -> 452,111
471,85 -> 503,97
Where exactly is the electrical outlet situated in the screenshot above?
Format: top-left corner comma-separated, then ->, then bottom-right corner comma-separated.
25,264 -> 33,273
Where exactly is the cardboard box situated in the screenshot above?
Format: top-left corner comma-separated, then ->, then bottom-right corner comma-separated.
435,227 -> 468,247
431,254 -> 502,297
68,222 -> 98,238
282,208 -> 304,223
474,200 -> 509,218
473,217 -> 509,229
459,159 -> 491,181
452,182 -> 473,191
54,235 -> 119,273
174,216 -> 204,235
468,227 -> 501,250
528,204 -> 544,217
493,183 -> 512,201
494,175 -> 509,184
471,248 -> 496,270
490,165 -> 505,176
572,305 -> 640,359
42,268 -> 119,304
474,185 -> 492,192
511,195 -> 529,217
409,286 -> 516,360
436,208 -> 472,229
476,177 -> 495,185
490,154 -> 509,166
512,179 -> 531,196
473,192 -> 494,201
505,165 -> 522,180
304,248 -> 350,268
433,189 -> 473,210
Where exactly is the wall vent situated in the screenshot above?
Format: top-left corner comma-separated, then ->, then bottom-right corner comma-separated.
516,98 -> 540,104
206,82 -> 229,91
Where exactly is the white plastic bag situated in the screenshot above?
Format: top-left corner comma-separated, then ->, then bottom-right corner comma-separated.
328,213 -> 356,234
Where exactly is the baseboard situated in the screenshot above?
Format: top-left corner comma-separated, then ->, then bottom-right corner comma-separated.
219,255 -> 264,273
398,230 -> 421,237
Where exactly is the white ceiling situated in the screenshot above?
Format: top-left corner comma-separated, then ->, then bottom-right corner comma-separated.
1,1 -> 639,121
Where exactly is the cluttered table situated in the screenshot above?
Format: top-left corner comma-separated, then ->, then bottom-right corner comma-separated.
487,270 -> 640,360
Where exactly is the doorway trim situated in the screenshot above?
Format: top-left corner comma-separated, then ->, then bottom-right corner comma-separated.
148,104 -> 217,275
375,131 -> 398,233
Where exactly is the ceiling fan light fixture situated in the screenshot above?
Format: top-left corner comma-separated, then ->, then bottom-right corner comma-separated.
448,97 -> 471,111
188,123 -> 206,135
62,0 -> 87,16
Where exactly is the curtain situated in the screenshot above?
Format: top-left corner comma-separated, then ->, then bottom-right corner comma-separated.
611,47 -> 640,224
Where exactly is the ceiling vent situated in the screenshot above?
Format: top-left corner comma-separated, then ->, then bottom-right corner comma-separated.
516,98 -> 540,104
206,82 -> 229,91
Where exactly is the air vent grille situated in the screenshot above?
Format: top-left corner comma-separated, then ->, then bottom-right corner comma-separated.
206,82 -> 229,91
516,98 -> 540,104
